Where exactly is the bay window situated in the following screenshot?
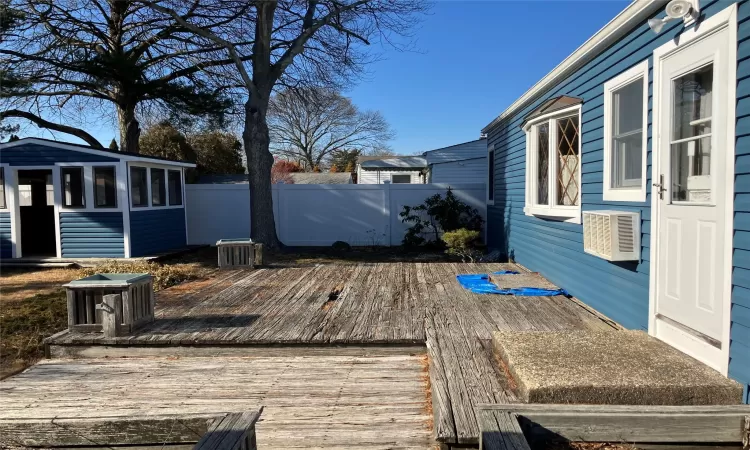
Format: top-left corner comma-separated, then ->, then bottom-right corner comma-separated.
603,61 -> 648,202
523,96 -> 582,223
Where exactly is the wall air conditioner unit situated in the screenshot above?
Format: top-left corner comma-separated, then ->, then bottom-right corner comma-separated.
582,211 -> 640,261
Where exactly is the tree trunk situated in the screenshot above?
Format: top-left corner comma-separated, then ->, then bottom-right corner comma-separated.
244,99 -> 281,249
117,103 -> 141,154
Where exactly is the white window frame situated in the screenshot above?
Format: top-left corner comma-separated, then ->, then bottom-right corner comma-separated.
57,163 -> 123,213
523,104 -> 582,223
128,162 -> 186,211
0,165 -> 7,210
487,144 -> 495,205
603,60 -> 649,202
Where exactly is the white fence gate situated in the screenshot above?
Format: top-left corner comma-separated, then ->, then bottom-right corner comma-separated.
186,183 -> 486,247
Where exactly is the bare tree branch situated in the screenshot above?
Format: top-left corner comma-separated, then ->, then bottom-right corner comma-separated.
0,109 -> 103,147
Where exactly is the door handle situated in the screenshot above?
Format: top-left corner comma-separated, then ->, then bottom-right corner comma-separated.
653,174 -> 666,200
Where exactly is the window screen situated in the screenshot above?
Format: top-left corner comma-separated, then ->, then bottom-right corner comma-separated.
62,167 -> 85,207
130,167 -> 148,207
94,167 -> 117,208
151,168 -> 166,206
391,174 -> 411,184
168,170 -> 182,206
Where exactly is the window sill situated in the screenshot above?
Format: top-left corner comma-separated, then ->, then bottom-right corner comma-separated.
603,188 -> 646,203
524,205 -> 581,224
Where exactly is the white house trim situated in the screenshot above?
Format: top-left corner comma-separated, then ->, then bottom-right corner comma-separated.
8,165 -> 62,258
648,3 -> 737,376
57,162 -> 123,213
482,0 -> 666,133
522,104 -> 583,224
602,60 -> 649,202
0,138 -> 196,168
127,162 -> 186,211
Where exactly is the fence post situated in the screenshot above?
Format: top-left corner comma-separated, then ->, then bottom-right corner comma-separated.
382,182 -> 392,246
100,294 -> 123,338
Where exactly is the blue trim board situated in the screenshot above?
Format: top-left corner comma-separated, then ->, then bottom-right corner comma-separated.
485,0 -> 750,396
59,212 -> 124,258
129,208 -> 186,257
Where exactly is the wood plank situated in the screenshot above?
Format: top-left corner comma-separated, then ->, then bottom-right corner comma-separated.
0,414 -> 221,447
476,409 -> 531,450
477,404 -> 750,443
194,410 -> 262,450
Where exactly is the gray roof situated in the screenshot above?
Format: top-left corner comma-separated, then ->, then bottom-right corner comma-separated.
422,138 -> 487,165
289,173 -> 352,184
195,172 -> 352,185
359,156 -> 427,170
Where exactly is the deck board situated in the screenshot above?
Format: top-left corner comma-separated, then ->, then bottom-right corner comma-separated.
41,262 -> 615,446
0,355 -> 433,449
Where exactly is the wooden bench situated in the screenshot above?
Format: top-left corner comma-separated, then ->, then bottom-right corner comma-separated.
0,409 -> 263,449
476,404 -> 750,450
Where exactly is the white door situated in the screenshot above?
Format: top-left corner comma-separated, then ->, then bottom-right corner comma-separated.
654,21 -> 732,372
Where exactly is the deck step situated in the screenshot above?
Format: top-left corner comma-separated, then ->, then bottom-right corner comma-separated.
493,329 -> 744,405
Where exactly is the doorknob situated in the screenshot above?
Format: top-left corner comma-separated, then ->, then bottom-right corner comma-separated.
653,174 -> 667,200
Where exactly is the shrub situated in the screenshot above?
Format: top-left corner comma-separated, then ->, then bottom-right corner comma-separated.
399,188 -> 484,247
442,228 -> 483,262
331,241 -> 352,252
78,260 -> 200,291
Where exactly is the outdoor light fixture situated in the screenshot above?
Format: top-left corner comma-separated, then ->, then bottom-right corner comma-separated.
648,0 -> 700,34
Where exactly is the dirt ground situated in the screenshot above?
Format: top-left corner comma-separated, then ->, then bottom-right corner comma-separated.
0,246 -> 452,379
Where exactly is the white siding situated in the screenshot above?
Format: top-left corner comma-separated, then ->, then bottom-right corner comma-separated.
357,170 -> 423,184
429,157 -> 487,184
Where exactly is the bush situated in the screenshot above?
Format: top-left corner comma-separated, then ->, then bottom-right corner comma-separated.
399,188 -> 484,248
331,241 -> 352,252
442,228 -> 483,262
78,260 -> 200,291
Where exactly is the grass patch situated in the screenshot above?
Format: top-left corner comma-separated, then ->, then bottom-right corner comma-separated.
0,290 -> 67,378
78,260 -> 205,291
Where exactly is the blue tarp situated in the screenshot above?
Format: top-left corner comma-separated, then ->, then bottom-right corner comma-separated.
456,272 -> 569,296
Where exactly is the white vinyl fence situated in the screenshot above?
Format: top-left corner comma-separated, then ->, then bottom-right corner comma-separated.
186,183 -> 486,247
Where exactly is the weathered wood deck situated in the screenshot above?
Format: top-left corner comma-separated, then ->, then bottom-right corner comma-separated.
1,355 -> 433,449
41,262 -> 615,447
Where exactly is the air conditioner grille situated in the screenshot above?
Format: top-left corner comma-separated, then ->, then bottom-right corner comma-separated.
582,211 -> 640,261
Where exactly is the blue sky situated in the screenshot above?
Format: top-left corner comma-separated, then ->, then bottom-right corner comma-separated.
19,1 -> 629,153
348,0 -> 629,154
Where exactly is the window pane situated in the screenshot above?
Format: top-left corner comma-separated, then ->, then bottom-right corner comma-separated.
673,64 -> 713,140
555,115 -> 580,206
94,167 -> 117,208
671,136 -> 711,202
62,167 -> 85,207
536,123 -> 549,205
0,168 -> 6,209
391,174 -> 411,184
130,167 -> 148,207
151,168 -> 166,206
488,150 -> 495,201
168,170 -> 182,206
612,79 -> 644,189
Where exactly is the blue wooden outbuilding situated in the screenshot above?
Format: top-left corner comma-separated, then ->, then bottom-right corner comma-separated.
0,138 -> 194,259
483,0 -> 750,402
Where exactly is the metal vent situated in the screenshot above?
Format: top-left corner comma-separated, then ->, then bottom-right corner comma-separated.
582,211 -> 640,261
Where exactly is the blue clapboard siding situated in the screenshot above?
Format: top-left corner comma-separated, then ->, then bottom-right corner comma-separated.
59,212 -> 124,258
0,143 -> 118,165
129,208 -> 186,257
0,212 -> 11,258
486,0 -> 750,399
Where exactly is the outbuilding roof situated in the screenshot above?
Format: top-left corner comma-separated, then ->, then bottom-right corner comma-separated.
358,156 -> 427,170
196,172 -> 353,184
0,137 -> 196,167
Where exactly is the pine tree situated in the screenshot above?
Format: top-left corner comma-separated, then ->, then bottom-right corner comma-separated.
108,139 -> 119,151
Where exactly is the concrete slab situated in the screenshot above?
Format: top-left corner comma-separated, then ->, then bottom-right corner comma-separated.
493,330 -> 743,405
